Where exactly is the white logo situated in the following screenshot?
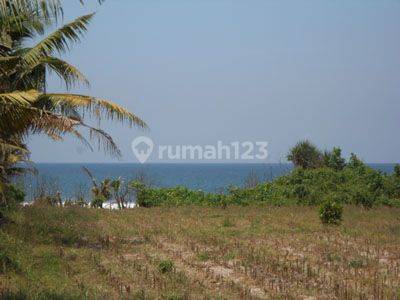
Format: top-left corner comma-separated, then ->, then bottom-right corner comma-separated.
131,137 -> 269,163
131,136 -> 154,163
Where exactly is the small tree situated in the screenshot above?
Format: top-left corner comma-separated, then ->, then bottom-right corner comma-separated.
323,147 -> 346,171
111,178 -> 122,209
110,177 -> 133,209
319,195 -> 343,225
394,164 -> 400,178
287,140 -> 322,169
83,167 -> 111,208
348,153 -> 364,169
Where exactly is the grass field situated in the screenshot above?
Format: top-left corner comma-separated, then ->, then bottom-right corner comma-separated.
1,205 -> 399,299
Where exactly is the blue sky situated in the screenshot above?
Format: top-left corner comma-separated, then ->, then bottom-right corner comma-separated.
29,0 -> 400,163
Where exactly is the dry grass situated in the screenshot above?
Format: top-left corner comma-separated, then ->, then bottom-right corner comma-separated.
1,205 -> 399,299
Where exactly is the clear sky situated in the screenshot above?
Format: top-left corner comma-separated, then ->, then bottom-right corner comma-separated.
29,0 -> 400,163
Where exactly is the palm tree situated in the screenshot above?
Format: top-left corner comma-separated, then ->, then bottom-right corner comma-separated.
0,0 -> 146,199
0,0 -> 105,22
82,167 -> 111,208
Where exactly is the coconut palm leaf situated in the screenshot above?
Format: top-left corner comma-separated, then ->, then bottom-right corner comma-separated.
0,90 -> 39,105
0,0 -> 62,22
0,0 -> 104,23
40,56 -> 89,88
16,56 -> 89,90
86,125 -> 120,157
82,166 -> 97,187
21,13 -> 94,67
42,93 -> 147,128
0,138 -> 28,155
26,105 -> 124,157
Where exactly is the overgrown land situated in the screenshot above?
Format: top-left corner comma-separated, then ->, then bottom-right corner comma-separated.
0,205 -> 399,299
1,142 -> 400,299
1,1 -> 398,297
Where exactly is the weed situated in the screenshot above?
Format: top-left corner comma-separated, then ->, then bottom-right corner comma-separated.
348,259 -> 364,268
159,259 -> 174,273
222,217 -> 235,227
197,251 -> 210,261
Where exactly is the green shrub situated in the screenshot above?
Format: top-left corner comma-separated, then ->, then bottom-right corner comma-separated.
133,181 -> 230,208
383,173 -> 400,199
351,188 -> 374,209
394,164 -> 400,178
158,259 -> 174,273
287,140 -> 322,169
375,195 -> 400,207
197,251 -> 210,261
348,259 -> 364,268
0,252 -> 20,274
348,153 -> 365,169
319,196 -> 343,225
323,147 -> 346,171
126,153 -> 400,208
0,232 -> 21,274
293,184 -> 309,199
90,195 -> 105,208
1,184 -> 25,211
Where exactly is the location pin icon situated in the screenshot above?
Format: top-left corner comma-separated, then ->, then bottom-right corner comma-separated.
131,136 -> 154,163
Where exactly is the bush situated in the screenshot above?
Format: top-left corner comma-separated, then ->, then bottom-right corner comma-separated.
375,195 -> 400,207
1,184 -> 25,211
319,196 -> 343,225
0,252 -> 20,274
132,181 -> 229,208
0,231 -> 21,274
347,153 -> 364,169
351,188 -> 374,209
287,140 -> 322,169
158,259 -> 174,273
394,164 -> 400,178
91,195 -> 105,208
125,150 -> 400,208
323,147 -> 346,171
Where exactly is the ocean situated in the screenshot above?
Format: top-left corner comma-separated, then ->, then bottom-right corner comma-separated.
20,163 -> 397,200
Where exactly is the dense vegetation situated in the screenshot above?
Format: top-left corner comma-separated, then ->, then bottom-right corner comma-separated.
5,143 -> 399,213
133,151 -> 400,209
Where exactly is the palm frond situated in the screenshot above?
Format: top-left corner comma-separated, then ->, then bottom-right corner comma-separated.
28,106 -> 123,157
42,93 -> 147,128
31,110 -> 79,135
86,125 -> 121,157
17,56 -> 89,90
0,139 -> 28,155
21,13 -> 94,67
43,56 -> 89,88
0,0 -> 62,22
0,90 -> 39,106
82,166 -> 97,187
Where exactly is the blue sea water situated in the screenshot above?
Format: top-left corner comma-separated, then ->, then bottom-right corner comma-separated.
20,163 -> 396,200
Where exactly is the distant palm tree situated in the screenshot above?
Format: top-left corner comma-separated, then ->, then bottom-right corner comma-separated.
0,0 -> 146,197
